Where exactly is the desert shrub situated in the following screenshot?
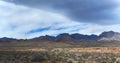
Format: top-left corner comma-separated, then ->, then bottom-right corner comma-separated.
0,51 -> 119,63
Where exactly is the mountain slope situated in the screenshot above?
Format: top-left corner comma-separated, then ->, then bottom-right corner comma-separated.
99,31 -> 120,41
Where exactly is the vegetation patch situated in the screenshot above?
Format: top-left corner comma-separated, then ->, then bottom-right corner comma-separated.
0,50 -> 119,63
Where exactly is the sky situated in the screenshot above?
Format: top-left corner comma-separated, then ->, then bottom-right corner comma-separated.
0,0 -> 120,39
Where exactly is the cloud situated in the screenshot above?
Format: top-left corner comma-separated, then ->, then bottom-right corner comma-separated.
0,1 -> 84,39
1,0 -> 120,39
78,24 -> 120,35
4,0 -> 120,24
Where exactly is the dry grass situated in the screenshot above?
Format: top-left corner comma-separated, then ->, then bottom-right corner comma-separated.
67,47 -> 120,53
0,47 -> 120,63
1,47 -> 120,54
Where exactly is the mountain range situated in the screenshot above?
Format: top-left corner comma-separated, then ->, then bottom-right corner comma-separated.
30,31 -> 120,42
0,31 -> 120,42
0,31 -> 120,47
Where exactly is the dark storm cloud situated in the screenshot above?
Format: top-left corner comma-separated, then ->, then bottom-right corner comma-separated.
5,0 -> 119,24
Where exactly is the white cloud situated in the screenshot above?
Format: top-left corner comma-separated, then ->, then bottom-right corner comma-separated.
77,24 -> 120,35
0,1 -> 83,39
0,1 -> 120,39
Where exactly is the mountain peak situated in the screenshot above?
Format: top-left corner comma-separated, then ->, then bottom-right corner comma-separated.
99,31 -> 120,41
55,33 -> 73,42
99,31 -> 119,38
